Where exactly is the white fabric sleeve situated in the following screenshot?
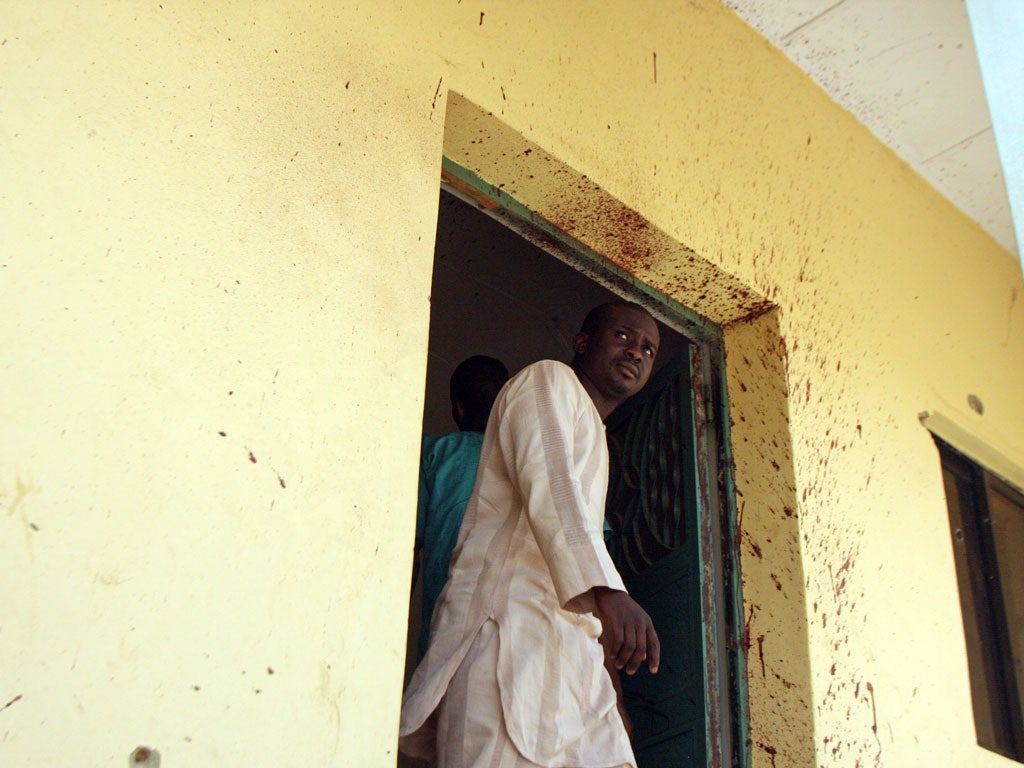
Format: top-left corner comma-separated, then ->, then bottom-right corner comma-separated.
496,362 -> 626,612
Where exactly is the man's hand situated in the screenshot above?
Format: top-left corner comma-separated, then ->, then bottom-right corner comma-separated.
603,654 -> 636,741
592,587 -> 660,676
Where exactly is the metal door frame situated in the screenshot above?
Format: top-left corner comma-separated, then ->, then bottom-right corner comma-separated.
440,157 -> 751,768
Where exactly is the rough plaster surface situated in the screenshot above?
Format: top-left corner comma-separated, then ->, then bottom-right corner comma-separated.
1,3 -> 440,765
725,312 -> 814,767
2,1 -> 1023,767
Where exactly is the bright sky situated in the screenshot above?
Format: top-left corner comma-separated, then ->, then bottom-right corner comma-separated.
966,0 -> 1024,266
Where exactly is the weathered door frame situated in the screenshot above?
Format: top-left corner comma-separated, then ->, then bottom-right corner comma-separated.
440,157 -> 750,768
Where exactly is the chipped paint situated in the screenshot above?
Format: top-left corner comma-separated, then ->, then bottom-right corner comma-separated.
1,476 -> 41,553
0,694 -> 24,714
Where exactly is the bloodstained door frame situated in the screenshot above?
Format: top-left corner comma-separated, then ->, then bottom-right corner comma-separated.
439,157 -> 751,768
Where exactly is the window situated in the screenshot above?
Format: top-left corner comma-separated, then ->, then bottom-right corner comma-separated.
937,438 -> 1024,761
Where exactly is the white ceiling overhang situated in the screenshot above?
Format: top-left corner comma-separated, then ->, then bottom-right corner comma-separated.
723,0 -> 1019,261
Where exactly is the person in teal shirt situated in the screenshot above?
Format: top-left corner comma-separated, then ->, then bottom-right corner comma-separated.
415,355 -> 509,660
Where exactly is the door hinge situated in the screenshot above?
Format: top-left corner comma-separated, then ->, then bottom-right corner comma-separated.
703,383 -> 715,424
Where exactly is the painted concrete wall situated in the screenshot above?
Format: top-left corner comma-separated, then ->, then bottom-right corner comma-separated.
2,2 -> 1022,767
1,3 -> 439,765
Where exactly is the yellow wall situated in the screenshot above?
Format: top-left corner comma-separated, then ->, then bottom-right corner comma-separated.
2,2 -> 1022,766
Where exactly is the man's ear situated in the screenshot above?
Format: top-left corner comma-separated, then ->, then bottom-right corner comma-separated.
573,332 -> 589,356
452,400 -> 466,429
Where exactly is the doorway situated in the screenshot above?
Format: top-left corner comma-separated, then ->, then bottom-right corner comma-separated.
420,187 -> 691,436
407,178 -> 741,767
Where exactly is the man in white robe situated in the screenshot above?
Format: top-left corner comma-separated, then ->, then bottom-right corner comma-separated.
400,302 -> 661,768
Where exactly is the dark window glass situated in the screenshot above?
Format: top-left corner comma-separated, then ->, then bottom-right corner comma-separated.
936,439 -> 1024,762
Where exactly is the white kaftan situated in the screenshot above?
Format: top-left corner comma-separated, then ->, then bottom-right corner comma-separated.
399,360 -> 635,768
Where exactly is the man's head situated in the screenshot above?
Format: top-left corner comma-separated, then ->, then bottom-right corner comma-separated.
450,355 -> 510,432
571,301 -> 660,419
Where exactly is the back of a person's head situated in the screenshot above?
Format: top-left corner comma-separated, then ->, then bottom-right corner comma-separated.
450,355 -> 510,432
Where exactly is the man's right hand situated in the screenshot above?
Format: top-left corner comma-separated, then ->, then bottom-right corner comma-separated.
592,587 -> 660,676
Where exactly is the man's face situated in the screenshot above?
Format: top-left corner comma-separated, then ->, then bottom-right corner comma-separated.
573,305 -> 660,410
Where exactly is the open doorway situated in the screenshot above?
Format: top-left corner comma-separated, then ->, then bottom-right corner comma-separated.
420,187 -> 691,436
405,181 -> 737,767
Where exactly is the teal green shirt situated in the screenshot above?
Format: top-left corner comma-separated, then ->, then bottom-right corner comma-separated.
416,431 -> 484,660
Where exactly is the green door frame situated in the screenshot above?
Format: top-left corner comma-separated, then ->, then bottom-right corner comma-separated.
440,156 -> 751,768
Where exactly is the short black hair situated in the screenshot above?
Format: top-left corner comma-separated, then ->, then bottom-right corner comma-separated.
450,355 -> 510,431
578,301 -> 653,337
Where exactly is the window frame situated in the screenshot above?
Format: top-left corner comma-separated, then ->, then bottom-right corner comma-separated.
936,437 -> 1024,762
